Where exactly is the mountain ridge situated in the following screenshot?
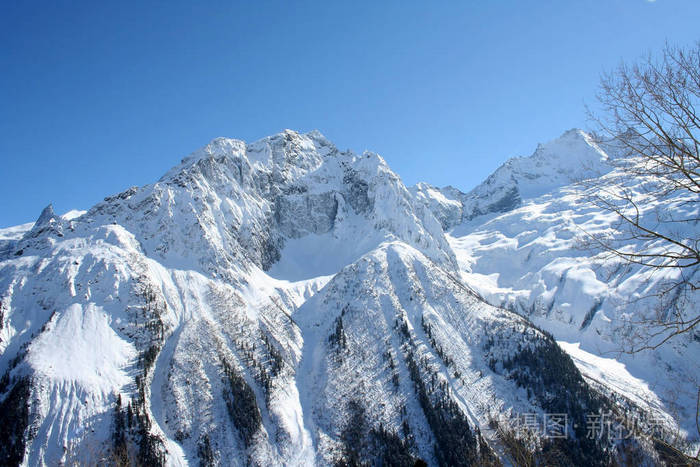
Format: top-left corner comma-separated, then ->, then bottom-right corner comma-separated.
411,128 -> 614,229
415,130 -> 700,450
0,128 -> 694,466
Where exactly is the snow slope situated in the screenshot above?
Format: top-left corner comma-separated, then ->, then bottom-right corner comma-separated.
416,129 -> 700,448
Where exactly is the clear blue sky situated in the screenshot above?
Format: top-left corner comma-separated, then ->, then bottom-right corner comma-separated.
1,1 -> 698,227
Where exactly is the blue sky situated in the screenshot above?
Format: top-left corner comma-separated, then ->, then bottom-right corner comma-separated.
1,1 -> 698,227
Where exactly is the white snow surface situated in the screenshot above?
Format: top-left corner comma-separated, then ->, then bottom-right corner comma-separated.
0,222 -> 34,241
444,177 -> 700,437
27,303 -> 135,394
414,129 -> 699,443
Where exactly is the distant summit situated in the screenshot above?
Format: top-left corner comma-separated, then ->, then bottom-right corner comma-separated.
411,129 -> 613,228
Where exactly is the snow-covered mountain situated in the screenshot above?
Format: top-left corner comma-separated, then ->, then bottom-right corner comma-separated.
411,129 -> 612,229
414,129 -> 700,456
0,129 -> 694,466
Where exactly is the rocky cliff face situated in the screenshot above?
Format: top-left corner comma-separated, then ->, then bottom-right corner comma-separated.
0,129 -> 688,466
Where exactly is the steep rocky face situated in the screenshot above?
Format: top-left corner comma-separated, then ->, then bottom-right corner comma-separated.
410,183 -> 465,231
71,130 -> 455,280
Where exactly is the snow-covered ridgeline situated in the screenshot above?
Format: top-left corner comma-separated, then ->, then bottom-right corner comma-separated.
0,128 -> 693,466
415,129 -> 699,444
411,129 -> 613,229
0,130 -> 460,466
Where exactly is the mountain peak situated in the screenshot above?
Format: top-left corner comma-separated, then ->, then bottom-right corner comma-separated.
88,129 -> 455,277
412,128 -> 613,228
34,203 -> 57,227
529,128 -> 607,167
200,136 -> 247,157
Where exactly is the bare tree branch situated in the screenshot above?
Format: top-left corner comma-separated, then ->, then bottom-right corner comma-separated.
583,42 -> 700,353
